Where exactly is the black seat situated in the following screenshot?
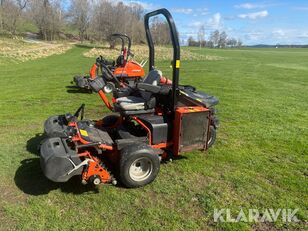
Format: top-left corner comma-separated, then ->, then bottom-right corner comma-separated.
114,70 -> 162,111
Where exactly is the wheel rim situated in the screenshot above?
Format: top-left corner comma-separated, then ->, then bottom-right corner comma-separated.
129,157 -> 153,182
93,177 -> 101,185
103,85 -> 113,93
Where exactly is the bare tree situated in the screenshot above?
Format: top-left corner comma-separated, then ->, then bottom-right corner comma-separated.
0,0 -> 156,43
0,0 -> 4,31
206,40 -> 214,48
0,0 -> 28,35
218,31 -> 227,48
69,0 -> 90,42
226,38 -> 237,47
198,25 -> 205,48
89,1 -> 145,43
29,0 -> 64,40
210,30 -> 220,48
16,0 -> 27,9
237,39 -> 243,47
150,16 -> 171,45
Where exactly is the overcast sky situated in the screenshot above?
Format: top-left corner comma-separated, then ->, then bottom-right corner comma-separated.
124,0 -> 308,45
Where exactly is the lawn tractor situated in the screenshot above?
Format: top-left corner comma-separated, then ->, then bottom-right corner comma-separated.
73,33 -> 146,93
40,8 -> 219,188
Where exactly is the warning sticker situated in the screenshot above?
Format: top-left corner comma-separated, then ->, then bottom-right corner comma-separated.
176,60 -> 180,68
79,129 -> 88,137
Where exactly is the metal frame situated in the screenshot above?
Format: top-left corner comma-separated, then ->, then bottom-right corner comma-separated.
111,33 -> 132,54
144,8 -> 181,112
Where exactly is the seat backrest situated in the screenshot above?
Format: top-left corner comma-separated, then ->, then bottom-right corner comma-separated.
116,55 -> 125,67
141,70 -> 162,100
143,70 -> 161,85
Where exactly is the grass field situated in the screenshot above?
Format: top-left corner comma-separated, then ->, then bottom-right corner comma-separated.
0,44 -> 307,230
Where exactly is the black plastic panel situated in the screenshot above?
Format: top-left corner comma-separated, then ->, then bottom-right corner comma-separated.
40,137 -> 82,182
44,115 -> 68,138
77,121 -> 114,145
139,115 -> 172,144
180,89 -> 219,108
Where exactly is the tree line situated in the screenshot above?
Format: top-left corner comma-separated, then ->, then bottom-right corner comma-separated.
0,0 -> 242,47
188,27 -> 243,48
0,0 -> 171,44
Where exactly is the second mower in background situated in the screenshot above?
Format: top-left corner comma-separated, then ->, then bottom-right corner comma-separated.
73,33 -> 146,93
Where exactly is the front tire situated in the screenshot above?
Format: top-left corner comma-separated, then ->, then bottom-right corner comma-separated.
119,144 -> 160,188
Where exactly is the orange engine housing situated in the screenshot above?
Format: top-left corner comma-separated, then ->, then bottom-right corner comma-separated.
113,61 -> 145,78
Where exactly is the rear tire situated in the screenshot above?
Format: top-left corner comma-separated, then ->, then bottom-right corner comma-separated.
207,125 -> 216,148
119,144 -> 160,188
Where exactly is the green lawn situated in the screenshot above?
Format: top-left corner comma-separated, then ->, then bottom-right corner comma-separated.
0,45 -> 307,230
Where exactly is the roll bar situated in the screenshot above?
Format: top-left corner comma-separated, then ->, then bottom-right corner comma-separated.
144,8 -> 180,112
111,33 -> 132,55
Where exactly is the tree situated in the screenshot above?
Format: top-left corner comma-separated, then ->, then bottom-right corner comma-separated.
237,39 -> 243,47
0,0 -> 4,31
188,36 -> 197,46
226,38 -> 237,47
30,0 -> 64,40
210,30 -> 220,48
0,0 -> 28,35
69,0 -> 90,42
89,0 -> 145,43
198,25 -> 205,48
218,31 -> 227,48
206,40 -> 214,48
150,16 -> 171,45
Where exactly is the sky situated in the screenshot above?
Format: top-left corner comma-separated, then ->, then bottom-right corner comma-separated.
124,0 -> 308,45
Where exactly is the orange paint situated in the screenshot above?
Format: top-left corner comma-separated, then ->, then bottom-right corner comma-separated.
98,90 -> 113,110
89,64 -> 98,79
113,61 -> 145,78
82,160 -> 111,183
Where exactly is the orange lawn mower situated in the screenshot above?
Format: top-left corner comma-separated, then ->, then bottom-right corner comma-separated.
40,8 -> 219,188
73,33 -> 146,93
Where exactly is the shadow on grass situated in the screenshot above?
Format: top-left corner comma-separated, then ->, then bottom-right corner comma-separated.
14,158 -> 99,195
26,133 -> 46,156
66,85 -> 92,94
18,133 -> 187,195
16,134 -> 99,195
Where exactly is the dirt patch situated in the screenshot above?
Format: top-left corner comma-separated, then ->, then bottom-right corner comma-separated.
83,45 -> 224,61
251,222 -> 280,231
0,182 -> 26,230
0,38 -> 72,63
0,182 -> 27,205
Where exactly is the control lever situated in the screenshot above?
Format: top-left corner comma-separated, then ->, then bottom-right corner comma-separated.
74,103 -> 85,120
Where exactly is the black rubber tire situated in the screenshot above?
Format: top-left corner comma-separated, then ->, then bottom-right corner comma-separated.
119,144 -> 160,188
102,115 -> 120,127
207,125 -> 217,148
